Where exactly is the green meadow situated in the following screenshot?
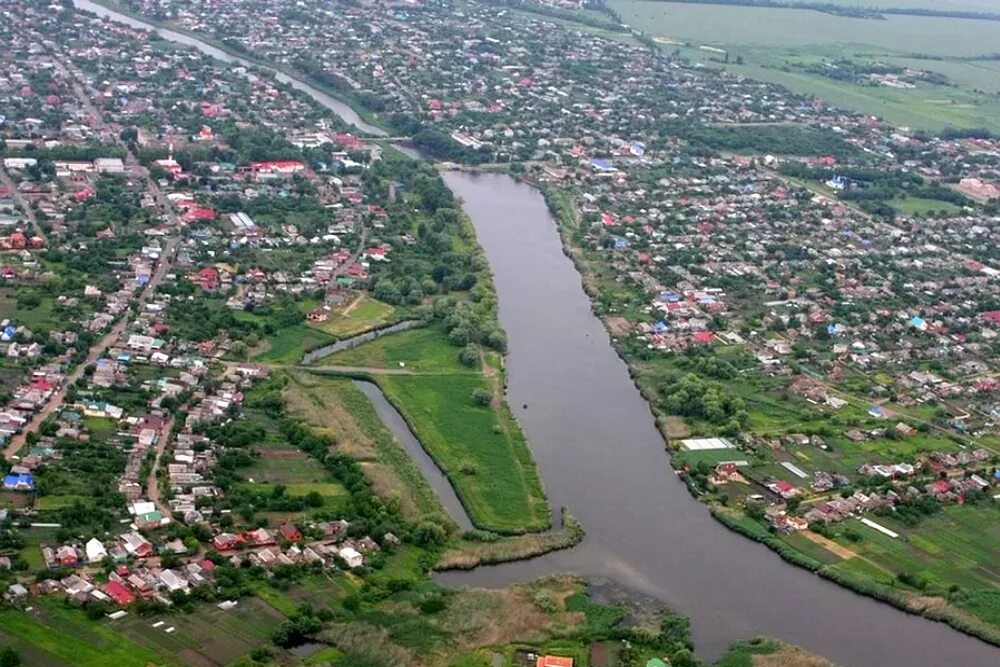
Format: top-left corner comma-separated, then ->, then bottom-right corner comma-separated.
321,325 -> 478,374
378,372 -> 550,534
322,326 -> 550,534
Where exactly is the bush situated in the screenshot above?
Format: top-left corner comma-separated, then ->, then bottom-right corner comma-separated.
471,388 -> 491,406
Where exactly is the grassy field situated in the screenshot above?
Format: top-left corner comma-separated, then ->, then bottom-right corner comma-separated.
309,294 -> 396,338
378,373 -> 550,533
610,0 -> 1000,132
311,324 -> 550,533
0,289 -> 59,331
889,196 -> 965,216
283,371 -> 450,523
323,325 -> 478,374
253,323 -> 336,365
612,1 -> 1000,55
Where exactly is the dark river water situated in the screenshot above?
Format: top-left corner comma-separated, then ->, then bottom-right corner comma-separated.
72,2 -> 1000,664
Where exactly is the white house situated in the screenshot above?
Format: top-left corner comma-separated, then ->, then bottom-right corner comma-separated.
338,546 -> 363,568
85,538 -> 107,564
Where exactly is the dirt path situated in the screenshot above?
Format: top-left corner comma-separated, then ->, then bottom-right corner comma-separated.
800,529 -> 858,560
340,293 -> 365,316
146,415 -> 176,513
3,236 -> 178,461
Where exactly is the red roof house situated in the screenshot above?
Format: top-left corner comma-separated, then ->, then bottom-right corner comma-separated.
105,580 -> 135,606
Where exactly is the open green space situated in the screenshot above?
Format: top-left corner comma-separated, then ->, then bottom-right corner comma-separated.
254,322 -> 336,365
612,1 -> 1000,55
377,373 -> 550,533
323,325 -> 478,374
284,371 -> 450,522
0,288 -> 59,332
309,294 -> 397,338
610,0 -> 1000,132
889,196 -> 964,216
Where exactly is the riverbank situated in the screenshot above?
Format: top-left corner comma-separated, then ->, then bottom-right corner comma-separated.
66,1 -> 1000,663
435,508 -> 584,570
305,347 -> 552,535
532,176 -> 1000,650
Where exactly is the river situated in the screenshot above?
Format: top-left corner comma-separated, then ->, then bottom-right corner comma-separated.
72,2 -> 1000,664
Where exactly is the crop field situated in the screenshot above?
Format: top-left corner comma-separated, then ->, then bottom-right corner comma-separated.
110,597 -> 283,666
378,373 -> 550,533
824,503 -> 1000,594
0,600 -> 176,667
611,2 -> 1000,55
609,0 -> 1000,131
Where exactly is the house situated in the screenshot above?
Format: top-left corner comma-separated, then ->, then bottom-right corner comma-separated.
279,522 -> 302,542
244,528 -> 274,547
211,533 -> 243,551
2,472 -> 34,490
338,546 -> 363,568
85,538 -> 107,564
93,157 -> 126,174
537,657 -> 574,667
121,532 -> 154,558
104,580 -> 135,606
766,480 -> 799,499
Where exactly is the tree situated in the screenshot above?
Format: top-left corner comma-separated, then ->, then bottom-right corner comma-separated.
471,388 -> 491,406
0,647 -> 19,667
458,344 -> 479,367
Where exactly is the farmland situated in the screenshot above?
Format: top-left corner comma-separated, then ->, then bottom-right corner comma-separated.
610,0 -> 1000,132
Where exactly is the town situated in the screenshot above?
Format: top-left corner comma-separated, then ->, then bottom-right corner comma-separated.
1,0 -> 1000,666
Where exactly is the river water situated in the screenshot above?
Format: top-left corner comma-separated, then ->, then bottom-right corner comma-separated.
73,2 -> 1000,664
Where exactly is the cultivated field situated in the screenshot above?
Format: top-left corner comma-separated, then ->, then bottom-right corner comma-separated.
610,0 -> 1000,131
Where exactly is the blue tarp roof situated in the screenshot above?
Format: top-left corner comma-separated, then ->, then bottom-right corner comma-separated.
3,473 -> 34,489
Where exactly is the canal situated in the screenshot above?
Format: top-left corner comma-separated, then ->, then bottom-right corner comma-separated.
73,2 -> 1000,664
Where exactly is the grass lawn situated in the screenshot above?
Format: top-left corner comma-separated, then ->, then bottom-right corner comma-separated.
239,481 -> 347,499
324,325 -> 475,374
377,373 -> 550,533
0,289 -> 59,332
255,323 -> 336,365
310,295 -> 396,338
35,494 -> 91,511
890,196 -> 964,216
82,416 -> 119,442
245,449 -> 330,486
